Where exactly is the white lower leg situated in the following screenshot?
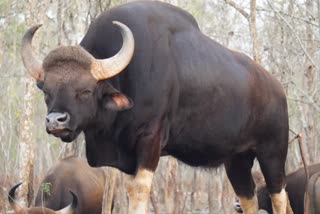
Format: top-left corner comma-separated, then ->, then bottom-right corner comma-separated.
270,188 -> 288,214
126,168 -> 154,214
238,195 -> 258,214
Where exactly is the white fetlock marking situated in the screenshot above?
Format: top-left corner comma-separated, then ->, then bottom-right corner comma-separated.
126,168 -> 154,214
270,188 -> 287,214
238,195 -> 258,214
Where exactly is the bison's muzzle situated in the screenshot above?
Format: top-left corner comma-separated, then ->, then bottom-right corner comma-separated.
46,112 -> 72,137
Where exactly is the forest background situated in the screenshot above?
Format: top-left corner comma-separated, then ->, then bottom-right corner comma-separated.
0,0 -> 319,213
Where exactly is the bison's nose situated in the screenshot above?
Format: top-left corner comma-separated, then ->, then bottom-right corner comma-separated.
45,112 -> 70,132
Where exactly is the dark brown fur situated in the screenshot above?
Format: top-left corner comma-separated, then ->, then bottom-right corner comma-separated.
43,46 -> 93,71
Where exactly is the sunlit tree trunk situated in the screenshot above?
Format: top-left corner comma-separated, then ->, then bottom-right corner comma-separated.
60,139 -> 83,159
17,1 -> 36,206
0,183 -> 5,213
163,158 -> 179,213
299,0 -> 315,164
305,0 -> 317,163
17,0 -> 49,206
318,0 -> 320,36
102,168 -> 117,214
249,0 -> 261,63
17,76 -> 35,207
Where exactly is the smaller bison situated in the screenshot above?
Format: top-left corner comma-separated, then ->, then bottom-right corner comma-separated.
308,170 -> 320,214
234,163 -> 320,214
8,157 -> 108,214
9,183 -> 77,214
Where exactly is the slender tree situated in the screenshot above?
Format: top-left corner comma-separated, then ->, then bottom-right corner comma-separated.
17,0 -> 50,207
224,0 -> 261,63
17,1 -> 37,207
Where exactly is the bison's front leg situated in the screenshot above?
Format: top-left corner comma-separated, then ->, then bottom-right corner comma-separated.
126,168 -> 154,213
126,119 -> 162,214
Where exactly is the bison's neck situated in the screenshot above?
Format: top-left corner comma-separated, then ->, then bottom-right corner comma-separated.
83,126 -> 137,174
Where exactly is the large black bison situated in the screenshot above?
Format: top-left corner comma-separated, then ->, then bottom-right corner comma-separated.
8,157 -> 107,214
21,1 -> 290,213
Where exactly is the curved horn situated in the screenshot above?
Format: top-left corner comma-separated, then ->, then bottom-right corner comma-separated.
8,182 -> 26,214
91,21 -> 135,80
21,24 -> 44,81
56,191 -> 78,214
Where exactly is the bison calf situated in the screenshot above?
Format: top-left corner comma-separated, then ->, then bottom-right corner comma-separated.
9,157 -> 108,214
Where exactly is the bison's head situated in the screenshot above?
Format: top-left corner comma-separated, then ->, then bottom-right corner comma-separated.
21,22 -> 134,142
8,182 -> 78,214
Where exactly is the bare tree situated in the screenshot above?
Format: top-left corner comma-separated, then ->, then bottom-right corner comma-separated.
224,0 -> 261,63
303,0 -> 317,163
102,168 -> 117,214
17,1 -> 38,207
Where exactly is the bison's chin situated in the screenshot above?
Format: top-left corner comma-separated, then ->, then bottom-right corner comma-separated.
50,129 -> 80,143
60,134 -> 76,143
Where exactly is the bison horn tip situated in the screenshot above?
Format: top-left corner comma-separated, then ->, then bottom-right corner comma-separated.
8,182 -> 25,214
57,190 -> 78,214
21,24 -> 45,81
8,182 -> 23,202
69,190 -> 78,210
91,20 -> 135,80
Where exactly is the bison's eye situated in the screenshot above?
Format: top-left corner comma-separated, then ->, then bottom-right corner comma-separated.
77,90 -> 92,100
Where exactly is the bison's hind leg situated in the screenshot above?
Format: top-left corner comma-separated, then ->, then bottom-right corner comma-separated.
256,139 -> 292,214
224,151 -> 258,214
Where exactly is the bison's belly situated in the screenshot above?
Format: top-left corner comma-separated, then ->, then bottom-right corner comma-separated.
168,149 -> 228,167
163,137 -> 240,167
162,120 -> 255,167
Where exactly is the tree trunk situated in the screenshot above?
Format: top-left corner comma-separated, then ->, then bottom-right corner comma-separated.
318,0 -> 320,36
164,158 -> 178,213
17,0 -> 37,205
224,0 -> 261,63
17,0 -> 50,206
102,168 -> 117,214
17,76 -> 35,207
249,0 -> 261,64
301,0 -> 315,163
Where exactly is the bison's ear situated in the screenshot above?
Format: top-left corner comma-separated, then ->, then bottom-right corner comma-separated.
104,92 -> 134,111
97,82 -> 134,111
36,80 -> 44,90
